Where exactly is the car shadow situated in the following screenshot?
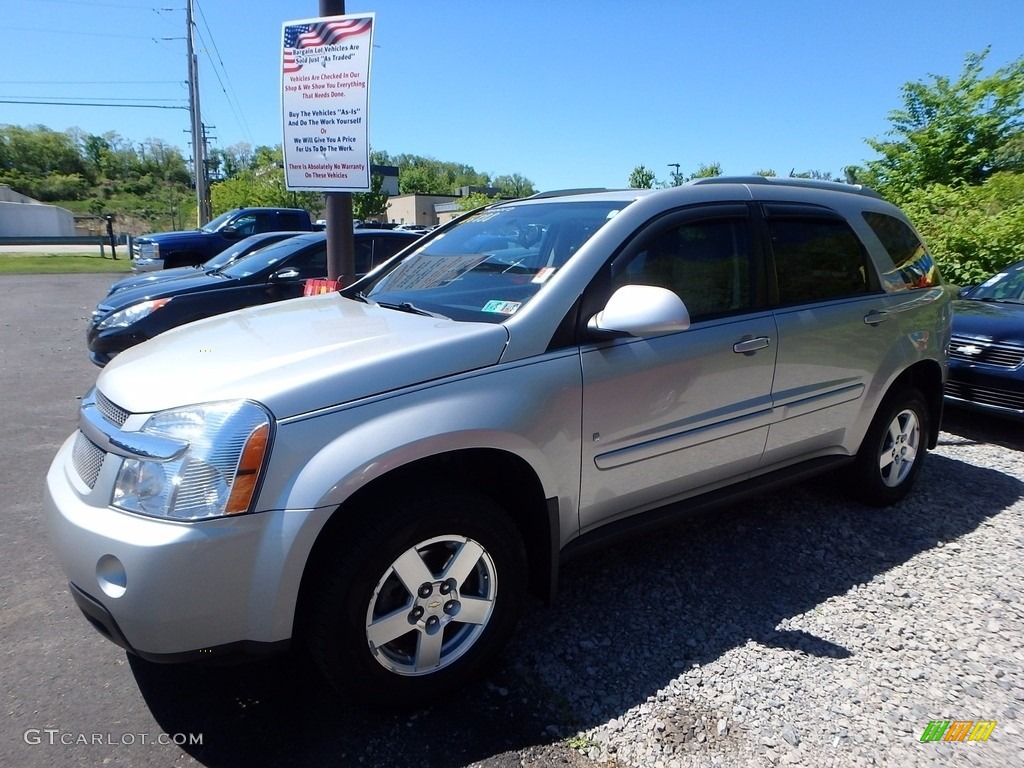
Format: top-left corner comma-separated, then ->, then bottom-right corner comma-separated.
130,452 -> 1021,767
940,405 -> 1024,451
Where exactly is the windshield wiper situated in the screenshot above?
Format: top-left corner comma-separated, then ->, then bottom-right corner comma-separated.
352,291 -> 376,305
378,301 -> 449,319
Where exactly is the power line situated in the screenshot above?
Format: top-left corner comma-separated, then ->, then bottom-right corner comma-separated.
1,95 -> 186,103
21,0 -> 163,9
193,0 -> 253,145
0,24 -> 161,40
0,98 -> 188,110
0,80 -> 183,85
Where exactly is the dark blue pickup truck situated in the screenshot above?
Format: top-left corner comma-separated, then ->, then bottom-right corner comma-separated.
130,207 -> 315,272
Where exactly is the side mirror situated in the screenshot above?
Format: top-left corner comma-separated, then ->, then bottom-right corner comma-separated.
957,285 -> 975,299
221,225 -> 242,240
588,284 -> 690,338
270,267 -> 301,281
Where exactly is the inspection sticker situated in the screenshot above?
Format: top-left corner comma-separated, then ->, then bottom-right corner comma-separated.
531,267 -> 556,284
482,300 -> 521,315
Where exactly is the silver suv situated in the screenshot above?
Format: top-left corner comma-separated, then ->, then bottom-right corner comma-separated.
45,178 -> 950,707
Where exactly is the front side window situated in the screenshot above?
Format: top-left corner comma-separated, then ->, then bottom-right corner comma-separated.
362,200 -> 628,322
863,211 -> 940,290
769,218 -> 871,304
231,214 -> 259,236
221,237 -> 321,278
611,218 -> 751,320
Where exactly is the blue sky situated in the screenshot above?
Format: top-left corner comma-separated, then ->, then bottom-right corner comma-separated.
2,0 -> 1022,191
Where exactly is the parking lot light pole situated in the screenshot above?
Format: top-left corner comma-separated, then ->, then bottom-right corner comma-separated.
320,0 -> 356,284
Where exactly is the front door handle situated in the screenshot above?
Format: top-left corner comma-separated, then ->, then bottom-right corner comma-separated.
733,336 -> 770,354
864,310 -> 889,325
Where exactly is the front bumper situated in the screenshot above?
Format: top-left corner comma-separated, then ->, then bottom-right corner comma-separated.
44,433 -> 325,659
946,361 -> 1024,420
131,258 -> 164,273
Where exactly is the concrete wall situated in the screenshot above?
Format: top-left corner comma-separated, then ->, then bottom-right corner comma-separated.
0,187 -> 76,236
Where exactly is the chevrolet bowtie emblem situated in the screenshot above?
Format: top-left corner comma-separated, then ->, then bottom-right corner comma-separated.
957,344 -> 983,355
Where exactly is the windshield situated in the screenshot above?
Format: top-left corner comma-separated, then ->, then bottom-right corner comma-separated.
361,200 -> 626,322
967,261 -> 1024,303
220,235 -> 323,278
200,210 -> 237,233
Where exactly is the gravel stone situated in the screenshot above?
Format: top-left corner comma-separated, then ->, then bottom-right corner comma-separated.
488,410 -> 1024,767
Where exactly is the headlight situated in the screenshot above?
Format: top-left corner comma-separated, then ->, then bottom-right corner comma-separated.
113,400 -> 272,521
96,298 -> 172,330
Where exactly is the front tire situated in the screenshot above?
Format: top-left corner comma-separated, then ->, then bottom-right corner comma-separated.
850,388 -> 929,507
303,490 -> 527,709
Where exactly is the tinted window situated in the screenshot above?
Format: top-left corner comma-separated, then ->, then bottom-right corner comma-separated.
612,218 -> 751,319
277,212 -> 306,230
220,236 -> 323,278
862,211 -> 940,290
769,218 -> 870,304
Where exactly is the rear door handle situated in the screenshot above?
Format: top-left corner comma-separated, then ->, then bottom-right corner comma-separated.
864,310 -> 889,325
733,336 -> 771,354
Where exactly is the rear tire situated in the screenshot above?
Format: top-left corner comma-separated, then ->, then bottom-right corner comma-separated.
303,489 -> 527,709
850,388 -> 929,507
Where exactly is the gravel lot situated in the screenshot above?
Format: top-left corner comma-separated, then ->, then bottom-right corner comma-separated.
2,274 -> 1021,767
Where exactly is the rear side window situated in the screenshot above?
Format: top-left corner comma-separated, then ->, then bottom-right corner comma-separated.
768,218 -> 871,304
277,212 -> 307,230
862,211 -> 940,290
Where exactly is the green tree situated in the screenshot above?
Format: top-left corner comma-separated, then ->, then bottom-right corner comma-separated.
493,173 -> 536,198
628,164 -> 656,188
209,144 -> 320,215
858,49 -> 1024,203
352,172 -> 390,221
900,171 -> 1024,284
687,162 -> 722,180
455,191 -> 499,211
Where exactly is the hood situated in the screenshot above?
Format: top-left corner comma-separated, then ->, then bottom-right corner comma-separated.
137,230 -> 213,246
98,271 -> 230,312
96,294 -> 510,419
952,299 -> 1024,346
107,265 -> 205,295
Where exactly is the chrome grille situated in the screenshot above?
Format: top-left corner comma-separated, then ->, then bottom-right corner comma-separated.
946,381 -> 1024,413
96,390 -> 130,427
71,432 -> 106,489
949,336 -> 1024,368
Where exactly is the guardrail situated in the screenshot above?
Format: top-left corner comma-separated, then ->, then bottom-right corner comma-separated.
0,235 -> 129,258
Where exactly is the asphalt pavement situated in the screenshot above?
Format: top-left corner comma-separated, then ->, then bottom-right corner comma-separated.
0,274 -> 586,768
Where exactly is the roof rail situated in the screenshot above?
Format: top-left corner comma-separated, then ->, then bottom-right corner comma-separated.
689,176 -> 882,199
527,188 -> 614,199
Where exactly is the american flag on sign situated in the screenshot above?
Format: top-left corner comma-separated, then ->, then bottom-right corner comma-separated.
283,17 -> 372,74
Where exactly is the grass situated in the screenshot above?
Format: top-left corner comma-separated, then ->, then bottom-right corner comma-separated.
0,252 -> 133,274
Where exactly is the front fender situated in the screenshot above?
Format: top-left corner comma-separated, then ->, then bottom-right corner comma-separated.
255,350 -> 583,517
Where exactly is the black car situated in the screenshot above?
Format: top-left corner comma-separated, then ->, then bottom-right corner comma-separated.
946,259 -> 1024,419
87,229 -> 419,366
107,231 -> 307,297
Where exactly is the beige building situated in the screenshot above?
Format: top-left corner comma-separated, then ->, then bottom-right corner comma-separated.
384,194 -> 458,227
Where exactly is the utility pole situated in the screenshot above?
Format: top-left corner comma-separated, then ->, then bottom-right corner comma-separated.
320,0 -> 356,284
186,0 -> 209,226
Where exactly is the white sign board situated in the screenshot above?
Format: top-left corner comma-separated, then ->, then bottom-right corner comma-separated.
281,13 -> 374,191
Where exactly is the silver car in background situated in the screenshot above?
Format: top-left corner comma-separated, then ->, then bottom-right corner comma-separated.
45,178 -> 950,708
